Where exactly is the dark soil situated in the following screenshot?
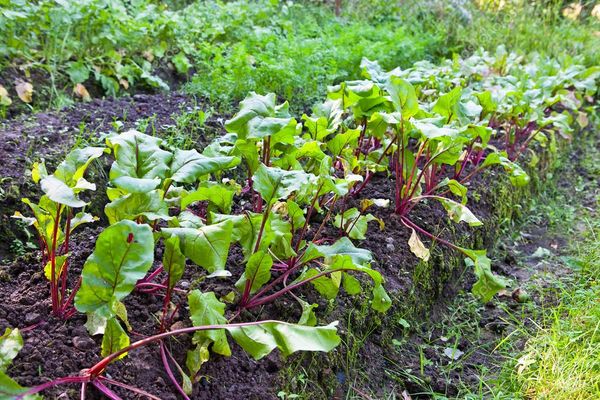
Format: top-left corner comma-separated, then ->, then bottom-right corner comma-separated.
0,92 -> 221,261
0,166 -> 503,400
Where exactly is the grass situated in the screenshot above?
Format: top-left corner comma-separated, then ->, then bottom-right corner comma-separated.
492,221 -> 600,400
456,133 -> 600,399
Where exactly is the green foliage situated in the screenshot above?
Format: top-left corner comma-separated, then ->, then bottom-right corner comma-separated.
0,328 -> 40,399
75,220 -> 155,318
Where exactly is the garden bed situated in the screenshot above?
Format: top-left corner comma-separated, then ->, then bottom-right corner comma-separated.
0,50 -> 597,400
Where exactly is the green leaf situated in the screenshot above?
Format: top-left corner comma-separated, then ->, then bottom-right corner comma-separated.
107,130 -> 172,193
105,190 -> 171,224
186,344 -> 210,381
40,176 -> 87,208
313,237 -> 373,266
253,164 -> 316,205
43,255 -> 68,283
227,321 -> 340,360
188,290 -> 231,356
297,299 -> 318,326
172,52 -> 192,75
181,182 -> 238,214
0,371 -> 40,399
326,129 -> 360,157
162,220 -> 233,273
462,249 -> 507,302
412,121 -> 459,140
54,147 -> 106,186
434,197 -> 482,227
169,149 -> 239,183
0,329 -> 40,399
302,99 -> 343,141
284,200 -> 305,232
75,221 -> 155,318
333,208 -> 381,240
163,236 -> 186,290
481,153 -> 530,187
225,92 -> 297,141
301,268 -> 341,299
67,61 -> 90,84
327,255 -> 391,313
101,318 -> 130,360
432,87 -> 462,121
0,328 -> 23,372
386,76 -> 419,119
235,250 -> 273,295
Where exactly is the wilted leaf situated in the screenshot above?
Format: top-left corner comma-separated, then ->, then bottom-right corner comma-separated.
73,83 -> 91,101
15,80 -> 33,103
408,229 -> 430,262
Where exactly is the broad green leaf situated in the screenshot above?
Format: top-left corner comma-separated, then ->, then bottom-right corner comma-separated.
235,250 -> 272,295
181,182 -> 238,213
188,290 -> 231,356
333,208 -> 382,240
444,179 -> 468,204
101,318 -> 130,360
462,249 -> 507,302
169,149 -> 240,183
40,176 -> 87,208
107,130 -> 172,193
186,344 -> 210,381
327,255 -> 391,313
225,92 -> 296,141
163,236 -> 186,290
412,121 -> 459,140
104,190 -> 171,224
326,129 -> 360,156
386,76 -> 419,119
302,99 -> 343,141
0,329 -> 40,399
19,196 -> 64,246
0,328 -> 23,372
227,321 -> 340,360
71,211 -> 98,232
162,220 -> 233,273
313,237 -> 373,266
297,299 -> 318,326
481,153 -> 530,187
54,147 -> 106,186
75,221 -> 154,318
31,162 -> 48,184
253,164 -> 316,205
0,371 -> 41,399
434,197 -> 483,227
284,200 -> 305,232
301,268 -> 341,299
432,87 -> 462,121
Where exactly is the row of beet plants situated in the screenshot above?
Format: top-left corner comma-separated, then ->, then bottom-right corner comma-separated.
3,48 -> 598,399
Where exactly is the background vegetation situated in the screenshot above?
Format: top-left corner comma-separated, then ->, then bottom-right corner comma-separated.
1,0 -> 598,114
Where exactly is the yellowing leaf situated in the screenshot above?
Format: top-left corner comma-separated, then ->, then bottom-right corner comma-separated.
577,112 -> 589,128
0,85 -> 11,106
408,229 -> 430,262
15,80 -> 33,103
119,79 -> 130,89
73,83 -> 91,101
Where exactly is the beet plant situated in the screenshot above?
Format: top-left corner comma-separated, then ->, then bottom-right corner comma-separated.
12,147 -> 106,318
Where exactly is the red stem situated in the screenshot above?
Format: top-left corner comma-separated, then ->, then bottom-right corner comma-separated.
160,341 -> 190,400
50,204 -> 63,315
